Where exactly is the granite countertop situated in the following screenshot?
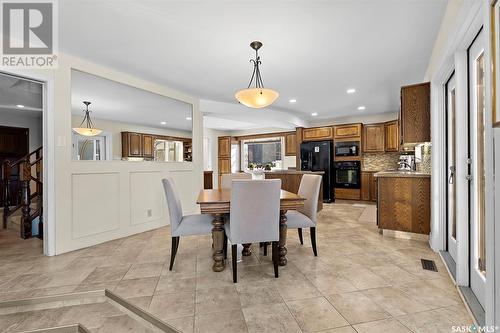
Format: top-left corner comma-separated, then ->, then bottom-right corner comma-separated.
374,170 -> 431,178
264,170 -> 325,175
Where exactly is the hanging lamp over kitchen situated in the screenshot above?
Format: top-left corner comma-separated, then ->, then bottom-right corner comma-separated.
72,101 -> 103,136
235,41 -> 279,108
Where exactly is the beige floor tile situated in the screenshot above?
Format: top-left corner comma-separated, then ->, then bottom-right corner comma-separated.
124,296 -> 152,310
95,314 -> 155,333
194,310 -> 248,333
396,304 -> 473,333
368,263 -> 421,285
82,264 -> 131,284
0,312 -> 28,332
273,275 -> 322,301
242,303 -> 302,333
165,316 -> 194,333
195,286 -> 241,315
41,268 -> 95,288
304,270 -> 358,295
396,280 -> 461,308
338,267 -> 391,290
318,326 -> 357,333
327,291 -> 391,324
123,262 -> 164,280
286,296 -> 349,332
8,308 -> 66,332
236,281 -> 283,308
354,318 -> 413,333
114,277 -> 158,298
362,286 -> 430,316
155,276 -> 196,294
56,302 -> 122,329
148,292 -> 195,321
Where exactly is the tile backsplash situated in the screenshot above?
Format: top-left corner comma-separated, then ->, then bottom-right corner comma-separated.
415,143 -> 432,174
363,152 -> 400,171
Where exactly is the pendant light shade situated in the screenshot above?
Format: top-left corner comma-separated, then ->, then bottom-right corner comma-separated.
72,101 -> 102,136
235,41 -> 279,108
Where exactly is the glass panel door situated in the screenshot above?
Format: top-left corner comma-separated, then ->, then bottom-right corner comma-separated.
468,31 -> 486,307
446,73 -> 457,262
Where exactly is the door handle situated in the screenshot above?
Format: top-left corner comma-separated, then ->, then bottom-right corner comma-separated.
448,166 -> 455,184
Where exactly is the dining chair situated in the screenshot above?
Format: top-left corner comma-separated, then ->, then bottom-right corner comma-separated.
286,174 -> 322,256
162,178 -> 213,270
220,173 -> 252,189
223,179 -> 281,283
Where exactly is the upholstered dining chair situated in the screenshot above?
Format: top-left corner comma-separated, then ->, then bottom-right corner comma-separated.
220,172 -> 252,189
223,179 -> 281,283
286,174 -> 322,256
162,178 -> 213,270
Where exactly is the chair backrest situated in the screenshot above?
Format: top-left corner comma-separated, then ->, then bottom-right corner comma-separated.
229,179 -> 281,244
220,172 -> 252,189
297,174 -> 322,224
162,178 -> 183,232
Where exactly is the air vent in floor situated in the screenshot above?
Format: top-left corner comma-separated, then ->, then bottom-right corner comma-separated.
421,259 -> 438,272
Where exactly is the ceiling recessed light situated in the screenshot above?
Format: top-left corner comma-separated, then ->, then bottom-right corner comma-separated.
357,106 -> 366,111
346,88 -> 356,94
160,121 -> 167,125
289,99 -> 297,103
16,104 -> 25,108
186,117 -> 192,121
311,112 -> 318,117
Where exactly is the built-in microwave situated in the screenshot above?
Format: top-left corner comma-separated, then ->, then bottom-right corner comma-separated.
335,141 -> 360,157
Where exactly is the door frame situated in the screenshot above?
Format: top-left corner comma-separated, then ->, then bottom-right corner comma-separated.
430,0 -> 496,325
0,69 -> 56,256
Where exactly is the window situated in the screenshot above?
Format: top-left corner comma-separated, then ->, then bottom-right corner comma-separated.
73,134 -> 107,161
241,137 -> 284,170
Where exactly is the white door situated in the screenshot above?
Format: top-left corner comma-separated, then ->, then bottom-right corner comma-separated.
468,30 -> 486,307
445,73 -> 457,262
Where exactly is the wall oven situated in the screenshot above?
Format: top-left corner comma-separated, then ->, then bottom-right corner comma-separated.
335,141 -> 360,157
334,161 -> 361,189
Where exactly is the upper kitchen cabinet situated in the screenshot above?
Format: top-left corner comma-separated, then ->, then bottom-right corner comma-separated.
400,82 -> 430,144
142,134 -> 155,159
122,132 -> 143,157
363,124 -> 385,153
333,123 -> 362,139
384,120 -> 399,151
218,136 -> 231,158
302,127 -> 333,141
285,132 -> 297,156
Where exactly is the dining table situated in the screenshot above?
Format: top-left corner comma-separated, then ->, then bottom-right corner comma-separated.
196,188 -> 306,272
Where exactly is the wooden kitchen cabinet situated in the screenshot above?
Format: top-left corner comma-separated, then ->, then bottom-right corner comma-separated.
400,82 -> 430,144
122,132 -> 143,157
302,127 -> 333,141
218,136 -> 231,158
363,124 -> 385,153
370,174 -> 377,202
334,123 -> 362,139
142,134 -> 155,158
285,133 -> 297,156
377,175 -> 430,234
361,172 -> 371,201
384,120 -> 399,152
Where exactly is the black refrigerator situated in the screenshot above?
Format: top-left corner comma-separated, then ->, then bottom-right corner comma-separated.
300,140 -> 334,202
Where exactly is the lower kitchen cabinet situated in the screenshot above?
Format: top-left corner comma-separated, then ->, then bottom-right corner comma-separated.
361,171 -> 377,202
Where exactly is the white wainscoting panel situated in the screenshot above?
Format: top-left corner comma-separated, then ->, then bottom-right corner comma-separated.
72,172 -> 120,239
130,171 -> 165,225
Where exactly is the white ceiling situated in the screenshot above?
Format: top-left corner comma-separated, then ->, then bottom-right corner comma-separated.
60,0 -> 447,129
71,70 -> 193,132
0,73 -> 42,114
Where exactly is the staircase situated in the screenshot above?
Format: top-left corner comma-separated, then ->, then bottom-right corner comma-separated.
1,147 -> 43,239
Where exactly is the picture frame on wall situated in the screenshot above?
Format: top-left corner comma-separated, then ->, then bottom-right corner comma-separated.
491,0 -> 500,127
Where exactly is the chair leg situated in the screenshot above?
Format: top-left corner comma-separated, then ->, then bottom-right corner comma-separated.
169,236 -> 179,271
231,244 -> 238,283
223,233 -> 228,260
263,242 -> 268,256
310,227 -> 317,256
298,228 -> 303,245
272,241 -> 279,278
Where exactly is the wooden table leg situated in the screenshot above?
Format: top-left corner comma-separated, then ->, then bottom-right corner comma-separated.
279,210 -> 288,266
211,213 -> 225,272
242,243 -> 252,256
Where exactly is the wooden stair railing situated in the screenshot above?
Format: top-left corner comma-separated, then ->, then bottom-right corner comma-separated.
1,147 -> 43,239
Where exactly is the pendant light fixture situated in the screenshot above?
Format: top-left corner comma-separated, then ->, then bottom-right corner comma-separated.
235,41 -> 279,108
72,101 -> 102,136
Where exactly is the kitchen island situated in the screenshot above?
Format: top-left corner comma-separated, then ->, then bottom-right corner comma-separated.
264,170 -> 325,211
374,170 -> 430,235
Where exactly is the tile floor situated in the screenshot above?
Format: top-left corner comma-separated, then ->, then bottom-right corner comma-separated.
0,203 -> 473,332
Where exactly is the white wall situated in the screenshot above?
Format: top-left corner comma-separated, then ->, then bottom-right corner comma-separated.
310,111 -> 398,127
46,54 -> 204,254
0,109 -> 42,152
71,115 -> 191,160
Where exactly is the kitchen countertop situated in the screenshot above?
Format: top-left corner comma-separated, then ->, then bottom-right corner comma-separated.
374,170 -> 431,178
264,170 -> 325,175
